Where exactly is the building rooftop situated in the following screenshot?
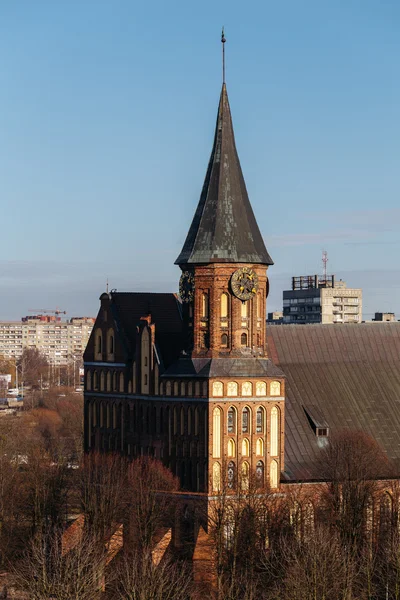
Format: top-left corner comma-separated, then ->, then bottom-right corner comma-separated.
267,323 -> 400,481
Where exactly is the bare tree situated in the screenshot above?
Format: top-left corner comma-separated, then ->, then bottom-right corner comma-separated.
17,348 -> 48,389
111,548 -> 192,600
79,452 -> 129,547
277,524 -> 360,600
126,457 -> 179,552
13,527 -> 105,600
320,430 -> 392,553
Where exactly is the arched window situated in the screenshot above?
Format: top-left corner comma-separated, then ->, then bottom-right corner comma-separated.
86,371 -> 92,391
195,382 -> 200,396
220,293 -> 228,318
256,460 -> 264,485
227,406 -> 236,433
174,382 -> 179,396
221,334 -> 228,348
270,381 -> 281,396
271,406 -> 279,457
212,462 -> 221,492
227,438 -> 236,458
100,371 -> 105,391
107,329 -> 114,358
212,381 -> 223,397
256,381 -> 267,396
241,332 -> 248,347
241,462 -> 249,490
93,371 -> 98,391
256,406 -> 265,433
270,460 -> 278,488
166,381 -> 172,396
128,381 -> 132,393
242,438 -> 250,457
242,407 -> 250,433
95,329 -> 102,356
212,407 -> 222,458
119,372 -> 124,392
201,293 -> 209,318
256,438 -> 264,456
242,381 -> 252,396
188,382 -> 193,396
180,382 -> 186,396
227,461 -> 235,489
227,382 -> 238,397
203,381 -> 208,396
241,302 -> 248,318
159,382 -> 164,396
106,371 -> 111,391
112,371 -> 117,392
256,294 -> 261,318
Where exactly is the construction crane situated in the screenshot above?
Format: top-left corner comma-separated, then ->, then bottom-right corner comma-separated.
28,308 -> 67,316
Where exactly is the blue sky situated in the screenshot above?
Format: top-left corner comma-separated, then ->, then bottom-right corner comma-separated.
1,0 -> 399,320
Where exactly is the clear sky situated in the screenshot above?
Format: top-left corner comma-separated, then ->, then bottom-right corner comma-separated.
1,0 -> 399,321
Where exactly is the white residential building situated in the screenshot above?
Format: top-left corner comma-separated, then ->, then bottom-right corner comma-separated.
0,316 -> 94,365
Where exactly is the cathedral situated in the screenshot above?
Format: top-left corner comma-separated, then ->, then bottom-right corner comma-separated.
83,44 -> 400,498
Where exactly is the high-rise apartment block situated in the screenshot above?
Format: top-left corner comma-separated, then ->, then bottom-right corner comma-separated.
0,316 -> 95,365
283,275 -> 362,324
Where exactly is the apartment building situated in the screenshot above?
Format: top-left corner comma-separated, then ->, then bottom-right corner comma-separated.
0,316 -> 94,365
283,275 -> 362,324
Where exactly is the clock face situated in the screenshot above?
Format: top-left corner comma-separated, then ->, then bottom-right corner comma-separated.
231,267 -> 259,301
179,271 -> 195,303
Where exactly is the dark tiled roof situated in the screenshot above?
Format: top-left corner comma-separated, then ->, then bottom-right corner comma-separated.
111,292 -> 183,368
267,323 -> 400,481
163,357 -> 284,379
175,84 -> 273,266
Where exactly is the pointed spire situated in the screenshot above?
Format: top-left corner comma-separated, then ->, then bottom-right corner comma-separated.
175,82 -> 273,266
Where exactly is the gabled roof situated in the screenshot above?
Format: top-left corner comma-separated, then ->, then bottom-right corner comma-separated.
111,292 -> 183,368
175,84 -> 273,266
267,323 -> 400,481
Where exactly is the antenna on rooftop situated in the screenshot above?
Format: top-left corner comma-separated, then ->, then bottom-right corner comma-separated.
322,250 -> 328,282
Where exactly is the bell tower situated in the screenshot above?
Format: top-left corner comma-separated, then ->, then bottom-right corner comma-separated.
175,80 -> 273,359
163,32 -> 285,497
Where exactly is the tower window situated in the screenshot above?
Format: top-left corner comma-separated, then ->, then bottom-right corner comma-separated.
270,381 -> 281,396
221,334 -> 228,348
256,406 -> 265,433
242,438 -> 250,457
227,406 -> 236,433
212,381 -> 223,397
201,293 -> 209,318
256,438 -> 264,456
242,407 -> 250,433
241,333 -> 248,347
227,382 -> 238,397
220,293 -> 228,318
